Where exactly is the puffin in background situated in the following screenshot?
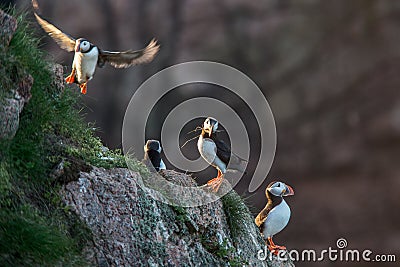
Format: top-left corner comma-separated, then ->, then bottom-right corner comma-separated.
255,181 -> 294,254
143,140 -> 166,172
197,117 -> 247,192
32,0 -> 160,94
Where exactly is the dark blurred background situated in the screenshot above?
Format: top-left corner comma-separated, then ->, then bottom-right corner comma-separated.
9,0 -> 400,266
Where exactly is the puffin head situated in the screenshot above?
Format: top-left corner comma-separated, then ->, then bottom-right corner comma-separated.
75,38 -> 92,53
144,140 -> 162,153
267,181 -> 295,197
203,117 -> 218,137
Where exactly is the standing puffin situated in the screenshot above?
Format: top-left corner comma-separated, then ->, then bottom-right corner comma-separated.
143,140 -> 166,172
255,181 -> 294,254
32,0 -> 159,94
197,117 -> 247,192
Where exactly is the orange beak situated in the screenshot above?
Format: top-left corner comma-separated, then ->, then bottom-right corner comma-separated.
208,122 -> 216,138
284,185 -> 295,196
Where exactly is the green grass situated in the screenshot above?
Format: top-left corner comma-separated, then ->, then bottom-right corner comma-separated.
222,191 -> 253,239
0,207 -> 84,267
220,193 -> 253,266
0,9 -> 91,266
172,206 -> 188,222
200,236 -> 247,266
0,9 -> 143,266
198,192 -> 253,266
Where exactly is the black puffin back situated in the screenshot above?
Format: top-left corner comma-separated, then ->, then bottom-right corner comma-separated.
210,132 -> 231,165
144,150 -> 162,171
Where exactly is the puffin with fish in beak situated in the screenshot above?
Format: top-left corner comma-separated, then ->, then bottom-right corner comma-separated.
197,117 -> 247,192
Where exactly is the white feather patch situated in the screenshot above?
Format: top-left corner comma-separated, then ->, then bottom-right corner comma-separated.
197,135 -> 226,173
159,159 -> 166,170
73,47 -> 99,83
263,199 -> 291,238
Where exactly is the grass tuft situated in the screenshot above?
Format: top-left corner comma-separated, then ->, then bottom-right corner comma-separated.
0,207 -> 85,266
222,191 -> 253,239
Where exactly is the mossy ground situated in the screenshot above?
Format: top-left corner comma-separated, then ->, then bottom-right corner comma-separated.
221,191 -> 253,266
0,9 -> 144,266
222,191 -> 253,240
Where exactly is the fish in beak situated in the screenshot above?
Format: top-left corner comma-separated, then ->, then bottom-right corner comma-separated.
206,121 -> 215,137
75,40 -> 81,52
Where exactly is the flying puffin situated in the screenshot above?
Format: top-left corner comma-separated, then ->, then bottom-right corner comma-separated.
255,181 -> 294,254
143,140 -> 166,172
197,117 -> 247,192
32,0 -> 160,94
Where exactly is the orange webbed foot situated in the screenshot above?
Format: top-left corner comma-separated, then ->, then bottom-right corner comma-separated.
206,171 -> 224,192
269,245 -> 286,251
65,75 -> 75,84
267,237 -> 286,255
65,69 -> 76,84
207,179 -> 223,192
268,245 -> 287,255
79,83 -> 87,94
65,73 -> 75,83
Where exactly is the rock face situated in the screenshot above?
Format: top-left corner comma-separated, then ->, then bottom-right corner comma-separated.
0,9 -> 17,47
0,9 -> 33,140
0,74 -> 33,140
0,8 -> 66,141
61,168 -> 294,267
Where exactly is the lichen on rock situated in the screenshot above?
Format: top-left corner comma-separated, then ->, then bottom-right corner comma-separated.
0,9 -> 17,48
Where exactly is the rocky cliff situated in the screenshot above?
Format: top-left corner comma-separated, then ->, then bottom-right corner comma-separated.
0,8 -> 293,267
61,167 -> 293,267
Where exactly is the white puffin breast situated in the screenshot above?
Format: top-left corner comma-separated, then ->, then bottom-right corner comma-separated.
159,159 -> 166,170
197,135 -> 227,173
73,47 -> 99,83
197,135 -> 217,165
263,199 -> 291,238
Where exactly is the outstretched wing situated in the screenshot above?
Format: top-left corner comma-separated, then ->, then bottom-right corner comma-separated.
33,12 -> 76,52
98,39 -> 160,68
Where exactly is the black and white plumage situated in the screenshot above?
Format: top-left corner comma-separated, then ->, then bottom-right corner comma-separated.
143,140 -> 166,172
255,181 -> 294,254
197,117 -> 247,192
32,0 -> 159,94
